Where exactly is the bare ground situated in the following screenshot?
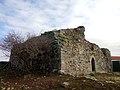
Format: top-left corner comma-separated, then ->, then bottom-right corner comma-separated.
1,71 -> 120,90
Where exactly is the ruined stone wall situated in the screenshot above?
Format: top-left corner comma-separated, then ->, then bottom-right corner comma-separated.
101,48 -> 112,72
53,26 -> 112,76
10,26 -> 112,76
60,41 -> 112,76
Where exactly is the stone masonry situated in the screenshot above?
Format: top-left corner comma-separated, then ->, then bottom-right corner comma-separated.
10,26 -> 112,76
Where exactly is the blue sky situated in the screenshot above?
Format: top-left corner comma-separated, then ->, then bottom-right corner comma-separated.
0,0 -> 120,61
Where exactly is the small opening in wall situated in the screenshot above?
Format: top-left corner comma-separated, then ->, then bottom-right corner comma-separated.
91,58 -> 96,72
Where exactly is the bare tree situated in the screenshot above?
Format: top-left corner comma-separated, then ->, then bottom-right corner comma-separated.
0,31 -> 25,57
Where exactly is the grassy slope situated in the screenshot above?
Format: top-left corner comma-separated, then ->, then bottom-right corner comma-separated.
0,71 -> 120,90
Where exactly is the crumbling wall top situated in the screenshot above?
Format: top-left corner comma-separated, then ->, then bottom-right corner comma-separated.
41,26 -> 85,41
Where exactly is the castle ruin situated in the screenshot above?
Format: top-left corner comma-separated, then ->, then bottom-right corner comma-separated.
10,26 -> 112,76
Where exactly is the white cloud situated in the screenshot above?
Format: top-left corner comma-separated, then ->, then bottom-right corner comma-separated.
0,0 -> 76,34
0,0 -> 120,61
68,0 -> 120,56
85,0 -> 120,42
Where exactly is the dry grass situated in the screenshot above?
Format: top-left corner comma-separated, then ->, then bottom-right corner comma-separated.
94,73 -> 120,83
1,71 -> 120,90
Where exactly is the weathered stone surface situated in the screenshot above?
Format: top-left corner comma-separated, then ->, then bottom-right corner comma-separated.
10,26 -> 112,76
84,75 -> 98,81
60,82 -> 70,88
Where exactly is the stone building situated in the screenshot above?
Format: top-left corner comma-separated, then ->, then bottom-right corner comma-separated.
10,26 -> 112,76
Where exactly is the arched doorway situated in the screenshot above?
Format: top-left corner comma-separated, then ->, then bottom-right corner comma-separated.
91,58 -> 96,72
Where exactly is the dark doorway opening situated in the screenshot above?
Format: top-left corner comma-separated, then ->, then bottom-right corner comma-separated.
91,58 -> 96,72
